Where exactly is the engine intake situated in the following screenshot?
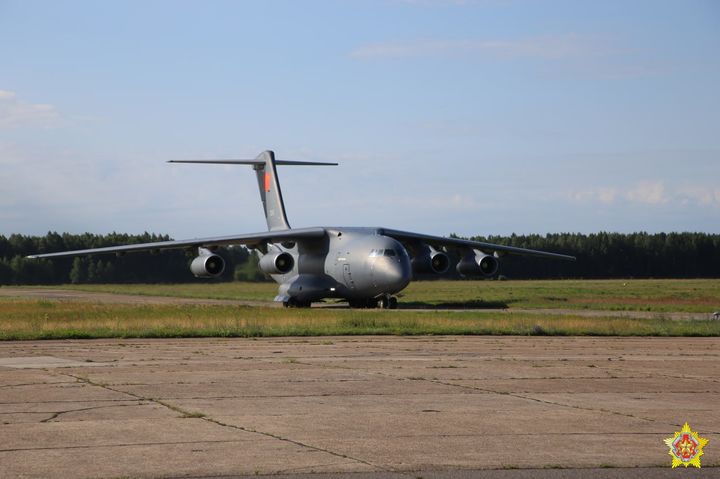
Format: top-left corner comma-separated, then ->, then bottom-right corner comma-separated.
456,251 -> 499,277
190,253 -> 225,278
411,245 -> 450,274
259,251 -> 294,275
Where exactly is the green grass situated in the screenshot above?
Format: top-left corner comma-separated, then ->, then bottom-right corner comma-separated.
2,279 -> 718,340
0,298 -> 719,340
54,282 -> 276,302
50,278 -> 720,313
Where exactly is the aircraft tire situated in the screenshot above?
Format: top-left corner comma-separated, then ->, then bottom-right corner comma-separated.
388,296 -> 398,309
285,298 -> 311,308
378,296 -> 390,309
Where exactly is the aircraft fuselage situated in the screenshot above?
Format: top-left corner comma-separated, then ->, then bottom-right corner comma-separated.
271,228 -> 411,306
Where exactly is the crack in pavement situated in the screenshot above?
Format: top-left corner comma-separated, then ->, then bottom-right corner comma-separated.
219,357 -> 720,437
56,372 -> 400,477
651,372 -> 720,385
390,431 -> 673,438
0,381 -> 75,388
198,416 -> 386,473
417,376 -> 720,434
0,398 -> 143,405
0,439 -> 258,453
83,391 -> 463,401
422,377 -> 661,423
0,400 -> 139,414
40,402 -> 150,423
288,359 -> 683,430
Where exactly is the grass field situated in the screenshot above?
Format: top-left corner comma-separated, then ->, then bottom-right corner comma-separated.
56,278 -> 720,313
1,299 -> 719,340
0,279 -> 718,340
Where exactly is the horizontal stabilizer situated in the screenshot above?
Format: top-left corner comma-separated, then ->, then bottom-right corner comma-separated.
170,150 -> 335,230
168,159 -> 338,166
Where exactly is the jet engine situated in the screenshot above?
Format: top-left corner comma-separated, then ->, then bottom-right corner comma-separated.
456,251 -> 499,277
411,245 -> 450,274
259,251 -> 295,275
190,253 -> 226,278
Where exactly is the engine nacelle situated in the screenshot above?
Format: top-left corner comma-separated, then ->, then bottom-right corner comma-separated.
411,246 -> 450,274
190,253 -> 225,278
456,251 -> 499,277
259,251 -> 294,275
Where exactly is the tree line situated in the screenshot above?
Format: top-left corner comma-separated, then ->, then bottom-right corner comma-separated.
0,232 -> 265,285
0,231 -> 718,285
464,232 -> 720,279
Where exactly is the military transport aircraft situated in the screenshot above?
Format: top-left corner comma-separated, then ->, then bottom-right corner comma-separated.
28,151 -> 575,308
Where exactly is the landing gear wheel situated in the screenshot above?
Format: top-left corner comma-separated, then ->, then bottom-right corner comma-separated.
388,296 -> 398,309
377,296 -> 390,309
284,298 -> 311,308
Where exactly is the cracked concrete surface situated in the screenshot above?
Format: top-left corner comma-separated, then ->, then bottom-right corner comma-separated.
0,336 -> 718,478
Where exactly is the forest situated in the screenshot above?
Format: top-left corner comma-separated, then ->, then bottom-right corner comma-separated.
0,231 -> 718,285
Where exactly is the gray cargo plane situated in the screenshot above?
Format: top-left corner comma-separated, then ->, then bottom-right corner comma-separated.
28,150 -> 575,308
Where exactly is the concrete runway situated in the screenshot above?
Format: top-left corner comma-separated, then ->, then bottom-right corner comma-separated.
1,336 -> 718,478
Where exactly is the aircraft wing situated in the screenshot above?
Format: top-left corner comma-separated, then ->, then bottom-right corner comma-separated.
26,227 -> 327,259
379,228 -> 576,261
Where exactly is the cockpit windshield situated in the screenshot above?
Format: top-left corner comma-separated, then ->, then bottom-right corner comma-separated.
369,249 -> 398,257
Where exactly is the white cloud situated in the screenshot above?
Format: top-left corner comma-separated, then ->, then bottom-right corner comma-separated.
597,187 -> 618,204
349,34 -> 602,60
0,90 -> 62,129
570,180 -> 720,209
0,140 -> 267,238
675,184 -> 720,207
625,180 -> 667,205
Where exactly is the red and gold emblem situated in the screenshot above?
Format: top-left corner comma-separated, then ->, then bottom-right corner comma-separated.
663,422 -> 709,468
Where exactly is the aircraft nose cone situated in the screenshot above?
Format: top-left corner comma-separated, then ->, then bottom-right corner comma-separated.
374,257 -> 411,293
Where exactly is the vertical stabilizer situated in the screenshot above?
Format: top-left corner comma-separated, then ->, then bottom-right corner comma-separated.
254,150 -> 291,231
168,151 -> 337,232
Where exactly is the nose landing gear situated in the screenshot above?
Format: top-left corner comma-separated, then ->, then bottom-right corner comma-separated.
377,295 -> 398,309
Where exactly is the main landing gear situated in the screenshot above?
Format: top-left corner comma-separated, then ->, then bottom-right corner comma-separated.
283,298 -> 311,308
348,295 -> 398,309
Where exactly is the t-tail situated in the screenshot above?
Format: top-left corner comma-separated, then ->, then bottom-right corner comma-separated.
169,150 -> 337,231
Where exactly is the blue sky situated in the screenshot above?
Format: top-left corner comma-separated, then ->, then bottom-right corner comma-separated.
1,0 -> 719,239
